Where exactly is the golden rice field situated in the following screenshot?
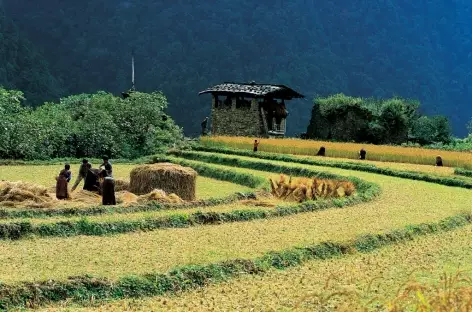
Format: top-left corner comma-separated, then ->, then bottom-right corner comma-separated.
37,226 -> 472,312
39,224 -> 472,312
1,145 -> 472,311
202,135 -> 472,169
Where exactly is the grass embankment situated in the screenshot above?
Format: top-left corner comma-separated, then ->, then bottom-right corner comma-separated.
455,167 -> 472,178
201,135 -> 472,169
0,164 -> 250,200
52,224 -> 472,312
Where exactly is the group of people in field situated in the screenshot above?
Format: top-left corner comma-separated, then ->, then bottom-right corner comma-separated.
56,156 -> 116,205
253,142 -> 444,166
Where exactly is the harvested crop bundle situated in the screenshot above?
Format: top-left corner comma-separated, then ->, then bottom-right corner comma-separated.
116,191 -> 139,205
137,189 -> 184,204
0,181 -> 51,203
114,179 -> 130,192
129,163 -> 197,200
269,174 -> 355,202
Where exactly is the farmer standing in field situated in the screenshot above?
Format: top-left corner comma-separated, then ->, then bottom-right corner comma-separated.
83,163 -> 100,193
56,163 -> 72,200
71,159 -> 88,191
99,156 -> 113,177
99,169 -> 116,205
253,139 -> 260,152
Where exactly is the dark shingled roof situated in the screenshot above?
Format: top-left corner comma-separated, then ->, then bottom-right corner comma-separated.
199,82 -> 304,100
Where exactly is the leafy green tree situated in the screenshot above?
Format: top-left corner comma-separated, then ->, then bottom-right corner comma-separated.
113,91 -> 183,157
377,99 -> 409,144
410,115 -> 451,145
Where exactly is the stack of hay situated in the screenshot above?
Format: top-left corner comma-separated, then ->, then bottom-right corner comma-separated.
0,181 -> 53,208
270,174 -> 355,202
114,179 -> 130,192
129,163 -> 197,201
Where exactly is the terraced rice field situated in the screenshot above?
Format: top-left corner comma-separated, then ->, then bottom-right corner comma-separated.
202,135 -> 472,169
1,147 -> 472,311
41,225 -> 472,311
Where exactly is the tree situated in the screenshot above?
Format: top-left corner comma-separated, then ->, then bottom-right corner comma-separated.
410,115 -> 451,145
377,99 -> 409,144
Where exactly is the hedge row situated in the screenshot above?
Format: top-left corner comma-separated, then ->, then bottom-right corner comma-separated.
0,158 -> 263,220
454,168 -> 472,178
0,158 -> 379,240
1,212 -> 470,309
192,146 -> 472,189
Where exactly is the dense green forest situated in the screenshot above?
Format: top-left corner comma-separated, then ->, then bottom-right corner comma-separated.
0,8 -> 63,105
2,1 -> 472,138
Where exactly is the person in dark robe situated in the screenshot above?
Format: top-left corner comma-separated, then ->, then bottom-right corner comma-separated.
83,163 -> 100,193
56,164 -> 72,200
99,170 -> 116,205
435,155 -> 443,166
316,146 -> 326,156
359,148 -> 367,160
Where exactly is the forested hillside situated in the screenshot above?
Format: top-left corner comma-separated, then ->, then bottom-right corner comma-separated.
0,7 -> 63,105
3,0 -> 472,136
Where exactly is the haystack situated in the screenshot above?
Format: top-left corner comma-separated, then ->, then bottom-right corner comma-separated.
129,163 -> 197,200
114,179 -> 130,192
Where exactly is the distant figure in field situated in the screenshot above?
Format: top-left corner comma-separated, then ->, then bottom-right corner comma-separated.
99,156 -> 113,177
316,146 -> 326,156
99,170 -> 116,205
201,117 -> 209,136
253,139 -> 260,152
436,155 -> 443,166
83,163 -> 100,193
56,163 -> 72,200
71,159 -> 88,191
359,148 -> 367,160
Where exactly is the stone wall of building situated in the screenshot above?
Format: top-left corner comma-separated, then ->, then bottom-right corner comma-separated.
211,98 -> 265,137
